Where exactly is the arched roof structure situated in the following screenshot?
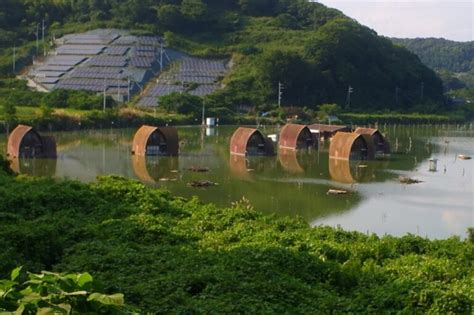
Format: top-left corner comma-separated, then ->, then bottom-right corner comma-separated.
229,127 -> 274,156
131,125 -> 179,156
329,132 -> 375,160
279,124 -> 314,150
7,124 -> 57,159
354,127 -> 390,154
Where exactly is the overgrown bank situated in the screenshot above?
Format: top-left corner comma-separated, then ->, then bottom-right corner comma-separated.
0,156 -> 472,313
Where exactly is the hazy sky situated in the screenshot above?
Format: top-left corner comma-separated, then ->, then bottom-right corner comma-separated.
317,0 -> 473,42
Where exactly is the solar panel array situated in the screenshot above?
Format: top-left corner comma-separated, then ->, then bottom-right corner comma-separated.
28,30 -> 217,102
137,57 -> 227,107
64,34 -> 119,45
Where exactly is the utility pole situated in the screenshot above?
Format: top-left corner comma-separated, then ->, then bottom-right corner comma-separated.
278,81 -> 284,107
12,46 -> 16,73
201,102 -> 206,126
127,77 -> 131,103
103,78 -> 107,112
35,24 -> 39,53
160,42 -> 164,72
42,19 -> 46,57
345,85 -> 354,109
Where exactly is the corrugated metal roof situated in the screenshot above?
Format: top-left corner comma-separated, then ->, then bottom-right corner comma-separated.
131,125 -> 179,156
7,125 -> 56,159
329,132 -> 375,160
229,127 -> 274,156
354,127 -> 390,154
279,124 -> 314,150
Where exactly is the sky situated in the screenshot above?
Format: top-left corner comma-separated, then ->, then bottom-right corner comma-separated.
317,0 -> 473,42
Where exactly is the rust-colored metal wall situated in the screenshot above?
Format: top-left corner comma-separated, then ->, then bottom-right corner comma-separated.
229,127 -> 274,156
7,124 -> 57,159
329,132 -> 375,160
354,127 -> 390,154
131,125 -> 179,156
279,124 -> 314,150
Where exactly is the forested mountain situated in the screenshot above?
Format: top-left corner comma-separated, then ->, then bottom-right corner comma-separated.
0,0 -> 445,111
391,38 -> 474,73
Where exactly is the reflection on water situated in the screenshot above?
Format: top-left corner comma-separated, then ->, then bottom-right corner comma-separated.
10,158 -> 57,177
132,155 -> 180,184
0,125 -> 473,239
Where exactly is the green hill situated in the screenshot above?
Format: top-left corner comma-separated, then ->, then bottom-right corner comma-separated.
391,38 -> 474,73
0,0 -> 445,111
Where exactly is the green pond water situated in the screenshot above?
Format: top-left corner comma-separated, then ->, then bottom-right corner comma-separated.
1,124 -> 473,239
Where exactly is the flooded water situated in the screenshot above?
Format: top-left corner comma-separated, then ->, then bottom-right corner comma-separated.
1,124 -> 473,239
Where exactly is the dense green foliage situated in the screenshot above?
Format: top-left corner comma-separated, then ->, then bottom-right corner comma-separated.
0,161 -> 472,313
391,38 -> 474,106
0,0 -> 445,112
0,267 -> 131,314
0,79 -> 116,110
391,38 -> 474,73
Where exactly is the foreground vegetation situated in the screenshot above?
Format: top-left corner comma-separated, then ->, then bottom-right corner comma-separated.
0,156 -> 472,313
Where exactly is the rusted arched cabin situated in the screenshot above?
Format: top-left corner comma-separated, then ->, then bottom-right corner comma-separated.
279,124 -> 315,150
7,125 -> 57,159
131,125 -> 179,156
329,132 -> 375,160
230,127 -> 274,156
354,127 -> 390,154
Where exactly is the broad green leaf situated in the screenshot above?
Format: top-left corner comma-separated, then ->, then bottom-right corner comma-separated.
11,266 -> 22,281
14,303 -> 25,315
87,293 -> 124,305
76,273 -> 93,288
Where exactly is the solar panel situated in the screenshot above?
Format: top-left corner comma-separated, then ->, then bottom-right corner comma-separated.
112,36 -> 138,46
137,36 -> 161,46
134,46 -> 156,52
129,57 -> 155,68
70,70 -> 124,80
32,71 -> 65,78
64,34 -> 119,45
104,46 -> 130,56
146,84 -> 183,97
46,56 -> 87,66
138,97 -> 158,107
59,78 -> 128,88
189,85 -> 218,96
87,56 -> 127,67
37,65 -> 72,72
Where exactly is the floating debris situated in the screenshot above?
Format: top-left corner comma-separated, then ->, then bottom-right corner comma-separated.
327,189 -> 349,195
187,180 -> 219,188
159,178 -> 177,182
187,166 -> 210,173
170,170 -> 179,173
399,176 -> 423,184
458,155 -> 472,160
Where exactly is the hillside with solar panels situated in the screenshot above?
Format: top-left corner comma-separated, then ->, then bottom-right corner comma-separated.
27,29 -> 229,107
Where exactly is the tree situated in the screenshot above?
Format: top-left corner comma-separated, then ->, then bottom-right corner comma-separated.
157,5 -> 183,31
1,102 -> 16,135
159,92 -> 202,117
317,103 -> 341,122
181,0 -> 208,22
